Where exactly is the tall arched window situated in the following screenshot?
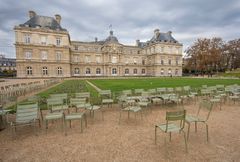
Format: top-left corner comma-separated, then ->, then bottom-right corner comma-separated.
74,68 -> 80,74
133,69 -> 137,74
168,68 -> 172,76
42,67 -> 48,75
125,68 -> 129,74
86,68 -> 91,74
57,67 -> 63,75
141,69 -> 145,74
175,69 -> 178,75
161,69 -> 164,75
96,68 -> 101,74
112,68 -> 117,74
26,66 -> 32,75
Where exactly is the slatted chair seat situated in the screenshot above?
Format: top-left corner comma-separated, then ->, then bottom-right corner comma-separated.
45,112 -> 63,120
65,112 -> 85,120
157,123 -> 182,132
185,115 -> 204,122
102,99 -> 114,104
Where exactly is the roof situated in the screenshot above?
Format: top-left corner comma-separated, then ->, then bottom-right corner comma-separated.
19,15 -> 67,31
104,31 -> 119,44
150,31 -> 178,43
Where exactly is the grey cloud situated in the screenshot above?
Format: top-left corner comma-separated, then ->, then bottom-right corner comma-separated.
0,0 -> 239,58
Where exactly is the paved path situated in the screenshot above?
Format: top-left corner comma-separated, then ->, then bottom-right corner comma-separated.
86,80 -> 102,92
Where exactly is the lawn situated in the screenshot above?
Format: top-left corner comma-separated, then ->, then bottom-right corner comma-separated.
89,77 -> 240,92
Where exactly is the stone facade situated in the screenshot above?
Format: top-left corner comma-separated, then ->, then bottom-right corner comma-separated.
14,11 -> 183,78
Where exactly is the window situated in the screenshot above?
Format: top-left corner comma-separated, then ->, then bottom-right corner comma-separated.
125,68 -> 129,74
86,68 -> 91,74
96,56 -> 101,63
142,59 -> 145,65
142,69 -> 145,74
25,51 -> 32,59
24,34 -> 31,44
168,68 -> 172,75
161,69 -> 164,75
74,68 -> 80,74
40,36 -> 47,45
176,57 -> 180,65
56,52 -> 61,61
56,37 -> 61,46
133,57 -> 137,64
26,66 -> 32,75
41,51 -> 48,60
175,69 -> 179,75
168,59 -> 171,65
112,56 -> 117,63
42,67 -> 48,75
161,59 -> 164,65
96,68 -> 101,74
133,69 -> 137,74
161,47 -> 164,53
74,55 -> 80,62
85,55 -> 90,63
125,57 -> 129,64
112,68 -> 117,75
74,45 -> 78,50
57,67 -> 63,75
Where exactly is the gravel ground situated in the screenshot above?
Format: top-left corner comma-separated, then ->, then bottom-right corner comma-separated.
0,100 -> 240,162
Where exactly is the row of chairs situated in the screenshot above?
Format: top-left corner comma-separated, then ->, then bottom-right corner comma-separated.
0,79 -> 62,107
9,91 -> 109,137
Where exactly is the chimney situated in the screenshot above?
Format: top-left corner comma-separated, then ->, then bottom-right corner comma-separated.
154,29 -> 160,39
55,14 -> 61,24
136,39 -> 140,46
95,37 -> 98,42
29,10 -> 36,19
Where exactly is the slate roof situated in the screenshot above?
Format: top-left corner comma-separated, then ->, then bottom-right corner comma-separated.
19,15 -> 67,31
150,32 -> 178,43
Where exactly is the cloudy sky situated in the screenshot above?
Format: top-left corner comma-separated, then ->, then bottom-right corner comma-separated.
0,0 -> 240,58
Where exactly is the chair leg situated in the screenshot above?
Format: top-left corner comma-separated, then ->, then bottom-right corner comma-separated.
187,123 -> 190,140
81,118 -> 83,133
195,122 -> 197,132
64,119 -> 67,136
206,124 -> 209,142
169,132 -> 172,142
155,126 -> 157,144
45,120 -> 48,134
183,131 -> 188,153
85,114 -> 87,128
102,110 -> 104,121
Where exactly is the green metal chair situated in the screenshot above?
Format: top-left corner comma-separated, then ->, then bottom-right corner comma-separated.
185,100 -> 213,141
99,90 -> 114,108
45,98 -> 65,132
75,92 -> 90,102
155,110 -> 187,152
10,102 -> 40,138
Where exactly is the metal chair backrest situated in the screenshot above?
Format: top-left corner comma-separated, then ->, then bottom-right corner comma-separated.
197,100 -> 213,121
16,102 -> 39,123
165,110 -> 186,132
75,92 -> 90,99
99,90 -> 112,98
47,98 -> 64,112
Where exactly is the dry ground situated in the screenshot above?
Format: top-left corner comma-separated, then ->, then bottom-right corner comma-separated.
0,100 -> 240,162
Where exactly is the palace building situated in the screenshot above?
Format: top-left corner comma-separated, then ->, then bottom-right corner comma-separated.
14,11 -> 183,78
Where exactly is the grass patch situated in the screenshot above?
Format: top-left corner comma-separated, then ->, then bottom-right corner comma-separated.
89,77 -> 240,93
